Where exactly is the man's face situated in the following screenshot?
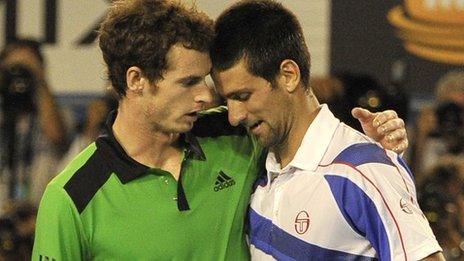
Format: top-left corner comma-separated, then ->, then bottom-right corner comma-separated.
1,47 -> 43,79
213,59 -> 292,148
140,44 -> 213,133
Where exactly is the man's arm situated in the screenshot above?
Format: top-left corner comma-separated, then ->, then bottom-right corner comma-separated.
330,144 -> 443,260
352,107 -> 408,154
35,80 -> 69,148
32,184 -> 86,260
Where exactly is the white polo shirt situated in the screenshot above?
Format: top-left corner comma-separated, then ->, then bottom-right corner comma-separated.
249,104 -> 441,260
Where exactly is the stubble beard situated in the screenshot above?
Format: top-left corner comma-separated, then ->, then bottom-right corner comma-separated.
151,117 -> 195,134
256,124 -> 284,150
261,119 -> 291,157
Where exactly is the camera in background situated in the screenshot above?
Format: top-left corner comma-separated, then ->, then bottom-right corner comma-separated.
0,64 -> 37,115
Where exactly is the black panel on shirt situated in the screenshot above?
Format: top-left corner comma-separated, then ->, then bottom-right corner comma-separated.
63,150 -> 113,214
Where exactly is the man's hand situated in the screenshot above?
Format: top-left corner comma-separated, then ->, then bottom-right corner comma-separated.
352,107 -> 408,154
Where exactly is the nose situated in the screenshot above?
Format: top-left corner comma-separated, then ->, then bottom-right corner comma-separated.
194,81 -> 214,107
227,100 -> 247,127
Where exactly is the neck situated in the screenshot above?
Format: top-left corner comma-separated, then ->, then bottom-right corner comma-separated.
273,91 -> 320,168
112,103 -> 183,169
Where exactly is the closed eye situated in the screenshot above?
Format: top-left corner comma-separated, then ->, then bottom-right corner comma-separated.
230,92 -> 251,102
178,76 -> 203,87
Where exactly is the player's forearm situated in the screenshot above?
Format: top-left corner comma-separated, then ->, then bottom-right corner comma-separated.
36,81 -> 68,147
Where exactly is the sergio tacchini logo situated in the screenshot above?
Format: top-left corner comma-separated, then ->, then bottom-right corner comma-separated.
388,0 -> 464,65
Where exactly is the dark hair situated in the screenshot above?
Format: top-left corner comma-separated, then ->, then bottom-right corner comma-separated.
98,0 -> 214,98
0,38 -> 44,66
211,0 -> 311,88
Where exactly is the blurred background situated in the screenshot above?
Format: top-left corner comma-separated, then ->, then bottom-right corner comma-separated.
0,0 -> 463,259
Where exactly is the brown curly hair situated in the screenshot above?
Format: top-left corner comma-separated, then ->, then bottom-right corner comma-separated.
98,0 -> 214,98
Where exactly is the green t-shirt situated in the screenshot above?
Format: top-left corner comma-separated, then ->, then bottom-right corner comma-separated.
32,109 -> 265,260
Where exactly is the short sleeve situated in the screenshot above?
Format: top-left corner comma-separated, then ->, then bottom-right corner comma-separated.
32,183 -> 88,260
326,143 -> 442,260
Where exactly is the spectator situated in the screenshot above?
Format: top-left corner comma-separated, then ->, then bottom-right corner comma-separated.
413,70 -> 464,181
0,38 -> 68,208
419,159 -> 464,260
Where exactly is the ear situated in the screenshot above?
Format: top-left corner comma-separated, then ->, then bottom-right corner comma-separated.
277,59 -> 300,93
126,66 -> 147,95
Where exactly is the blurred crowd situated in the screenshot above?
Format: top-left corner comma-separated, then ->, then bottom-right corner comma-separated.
0,38 -> 463,260
0,39 -> 116,260
312,70 -> 464,260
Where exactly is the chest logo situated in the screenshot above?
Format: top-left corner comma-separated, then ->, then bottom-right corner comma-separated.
214,171 -> 236,192
294,211 -> 310,234
400,198 -> 413,214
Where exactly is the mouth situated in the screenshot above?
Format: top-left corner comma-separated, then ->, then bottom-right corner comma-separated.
185,111 -> 199,121
249,120 -> 264,134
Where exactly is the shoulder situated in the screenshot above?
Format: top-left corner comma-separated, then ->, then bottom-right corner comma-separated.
47,141 -> 113,213
194,106 -> 264,157
320,140 -> 416,216
320,124 -> 415,198
331,142 -> 395,168
51,143 -> 99,187
322,139 -> 412,190
192,106 -> 247,137
322,121 -> 397,167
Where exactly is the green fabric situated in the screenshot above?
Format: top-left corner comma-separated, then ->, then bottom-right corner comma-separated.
32,134 -> 264,260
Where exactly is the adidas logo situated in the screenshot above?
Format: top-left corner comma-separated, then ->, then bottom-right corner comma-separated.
214,171 -> 236,192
